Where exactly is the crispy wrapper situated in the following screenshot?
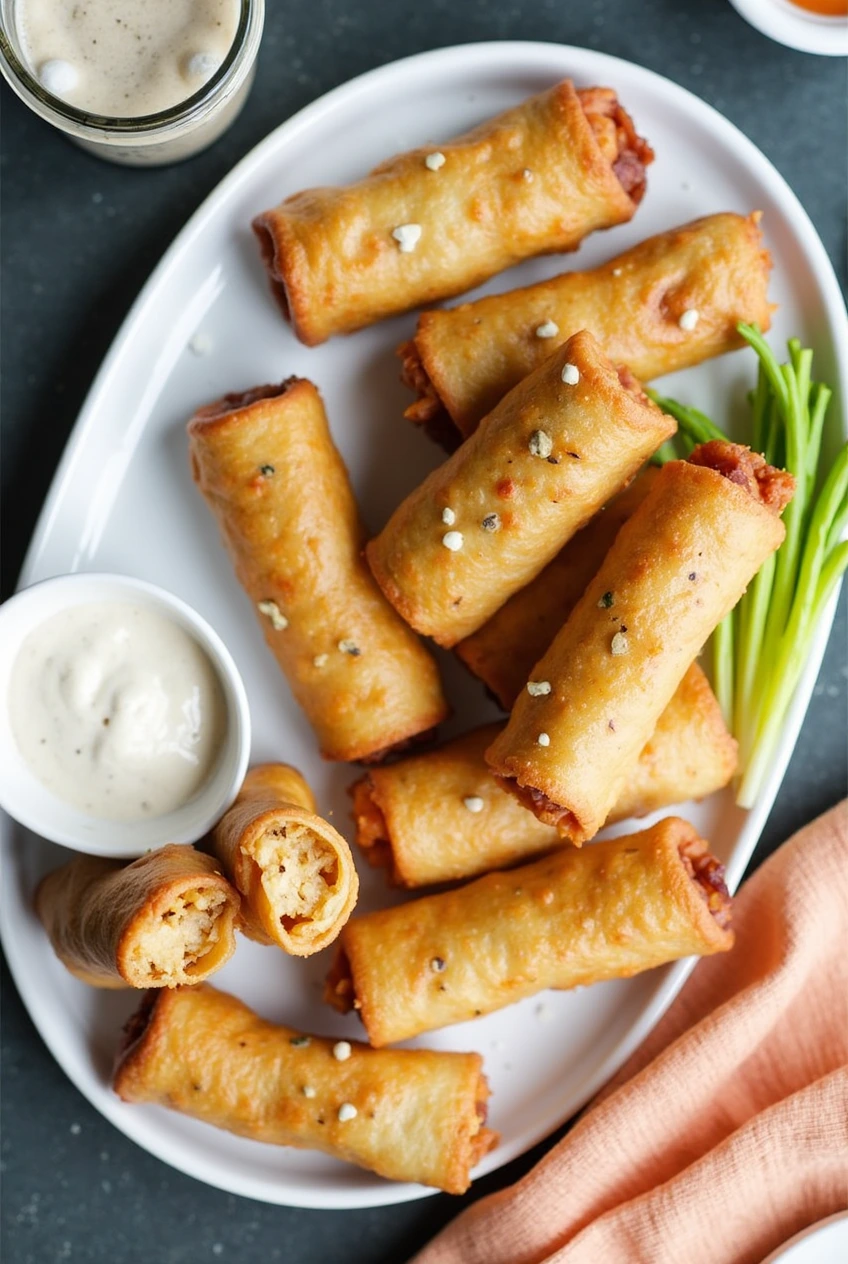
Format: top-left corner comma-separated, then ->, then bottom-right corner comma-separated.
366,331 -> 674,647
252,82 -> 652,345
326,818 -> 734,1045
114,983 -> 497,1193
209,764 -> 358,955
486,442 -> 794,843
188,379 -> 448,762
400,212 -> 774,441
35,846 -> 239,989
352,663 -> 737,886
455,467 -> 659,708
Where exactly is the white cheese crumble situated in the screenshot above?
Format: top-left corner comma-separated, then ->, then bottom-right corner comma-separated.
39,59 -> 79,97
463,796 -> 485,813
537,732 -> 551,747
441,507 -> 456,526
337,1103 -> 358,1122
612,267 -> 623,277
561,363 -> 580,386
679,308 -> 700,331
535,319 -> 559,339
313,654 -> 329,668
186,52 -> 221,81
257,600 -> 288,631
611,631 -> 630,656
442,531 -> 464,552
528,430 -> 554,459
425,151 -> 446,170
526,680 -> 552,697
332,1041 -> 352,1062
302,1085 -> 316,1098
189,332 -> 212,357
392,223 -> 422,253
337,639 -> 360,656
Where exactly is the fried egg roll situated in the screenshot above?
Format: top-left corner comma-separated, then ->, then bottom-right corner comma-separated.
456,467 -> 658,708
253,82 -> 652,346
400,212 -> 773,442
208,763 -> 358,955
188,379 -> 449,762
326,817 -> 733,1045
486,442 -> 794,843
115,984 -> 497,1193
35,846 -> 239,989
352,664 -> 737,887
366,331 -> 674,648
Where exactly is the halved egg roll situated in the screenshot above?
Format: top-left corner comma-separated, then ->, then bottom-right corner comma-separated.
366,331 -> 675,647
400,212 -> 773,441
114,984 -> 497,1193
352,664 -> 737,887
486,442 -> 794,843
35,845 -> 239,989
188,379 -> 449,762
326,817 -> 733,1046
253,82 -> 652,345
456,467 -> 658,708
209,763 -> 358,955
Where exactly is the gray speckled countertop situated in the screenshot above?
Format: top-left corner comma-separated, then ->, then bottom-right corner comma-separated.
1,3 -> 846,1261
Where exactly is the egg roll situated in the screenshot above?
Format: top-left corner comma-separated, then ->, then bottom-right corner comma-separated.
400,212 -> 774,443
188,379 -> 448,762
252,82 -> 652,346
486,442 -> 794,843
208,763 -> 358,955
114,983 -> 497,1193
352,664 -> 737,887
366,331 -> 675,648
35,845 -> 239,989
456,467 -> 659,708
326,817 -> 733,1045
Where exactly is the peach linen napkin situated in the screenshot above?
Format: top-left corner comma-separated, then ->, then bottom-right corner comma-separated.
413,801 -> 848,1264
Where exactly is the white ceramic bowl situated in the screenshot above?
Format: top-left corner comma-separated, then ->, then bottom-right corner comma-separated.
0,572 -> 250,855
728,0 -> 848,55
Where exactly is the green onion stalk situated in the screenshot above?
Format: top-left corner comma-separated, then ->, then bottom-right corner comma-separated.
649,323 -> 847,809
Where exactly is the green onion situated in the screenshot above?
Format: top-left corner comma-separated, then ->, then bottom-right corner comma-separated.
650,324 -> 848,808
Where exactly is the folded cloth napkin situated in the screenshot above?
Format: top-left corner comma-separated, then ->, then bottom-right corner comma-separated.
413,801 -> 848,1264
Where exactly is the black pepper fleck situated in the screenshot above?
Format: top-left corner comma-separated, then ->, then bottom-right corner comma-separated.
260,464 -> 275,477
688,572 -> 697,581
430,956 -> 446,973
599,592 -> 614,609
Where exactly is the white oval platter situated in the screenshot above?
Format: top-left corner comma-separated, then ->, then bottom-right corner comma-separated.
1,41 -> 846,1209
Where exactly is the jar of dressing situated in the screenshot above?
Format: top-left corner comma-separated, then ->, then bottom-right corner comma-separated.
0,0 -> 264,165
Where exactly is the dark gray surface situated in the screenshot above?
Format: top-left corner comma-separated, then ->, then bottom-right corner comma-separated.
1,2 -> 846,1261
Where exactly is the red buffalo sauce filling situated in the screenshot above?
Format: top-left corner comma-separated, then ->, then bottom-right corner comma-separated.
689,440 -> 795,514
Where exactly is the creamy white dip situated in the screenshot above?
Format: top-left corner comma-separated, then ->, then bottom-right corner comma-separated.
9,602 -> 227,821
16,0 -> 241,117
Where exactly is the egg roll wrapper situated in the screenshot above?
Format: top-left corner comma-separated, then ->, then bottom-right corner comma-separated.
114,983 -> 497,1193
366,331 -> 674,647
188,379 -> 448,762
353,663 -> 736,886
456,467 -> 659,707
253,82 -> 651,345
486,442 -> 793,843
209,763 -> 358,955
400,212 -> 773,441
326,818 -> 733,1045
35,845 -> 239,990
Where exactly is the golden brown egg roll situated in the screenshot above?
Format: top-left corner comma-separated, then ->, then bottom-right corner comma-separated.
366,331 -> 675,648
486,442 -> 794,843
35,845 -> 239,989
455,467 -> 659,708
400,212 -> 774,443
188,379 -> 449,762
352,664 -> 737,887
114,983 -> 497,1193
326,817 -> 733,1045
208,763 -> 358,955
252,82 -> 652,346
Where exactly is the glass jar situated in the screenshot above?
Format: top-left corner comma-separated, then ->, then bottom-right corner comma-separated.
0,0 -> 264,165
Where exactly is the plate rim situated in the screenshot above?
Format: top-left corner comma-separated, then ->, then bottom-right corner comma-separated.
3,39 -> 847,1211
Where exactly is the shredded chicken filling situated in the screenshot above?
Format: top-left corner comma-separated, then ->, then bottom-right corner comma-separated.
248,823 -> 342,933
131,886 -> 229,983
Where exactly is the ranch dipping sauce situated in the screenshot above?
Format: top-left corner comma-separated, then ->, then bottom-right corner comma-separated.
9,602 -> 227,822
16,0 -> 241,117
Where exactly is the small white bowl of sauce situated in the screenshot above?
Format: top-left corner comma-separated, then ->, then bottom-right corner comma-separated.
728,0 -> 848,55
0,573 -> 250,857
